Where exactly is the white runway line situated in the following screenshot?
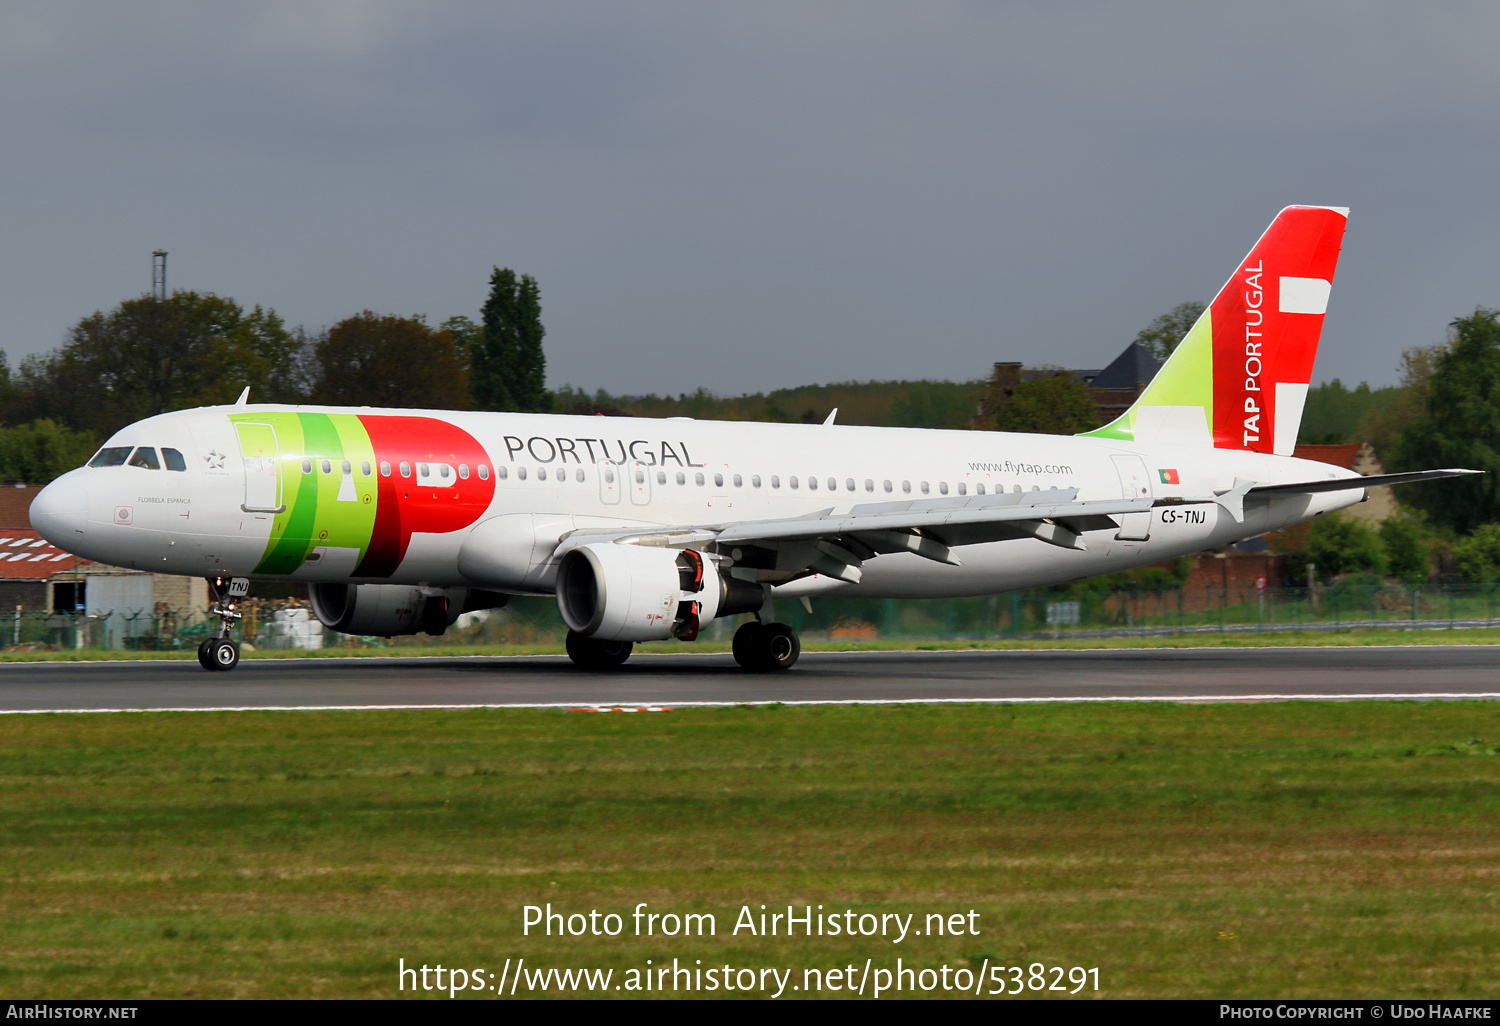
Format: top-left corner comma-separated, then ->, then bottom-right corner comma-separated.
4,692 -> 1500,714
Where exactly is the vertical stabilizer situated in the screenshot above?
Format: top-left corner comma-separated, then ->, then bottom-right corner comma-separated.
1083,205 -> 1348,452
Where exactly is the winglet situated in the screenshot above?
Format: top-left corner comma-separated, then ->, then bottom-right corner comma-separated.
235,386 -> 251,406
823,408 -> 838,426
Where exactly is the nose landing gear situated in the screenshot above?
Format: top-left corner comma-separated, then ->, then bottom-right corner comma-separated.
199,576 -> 249,672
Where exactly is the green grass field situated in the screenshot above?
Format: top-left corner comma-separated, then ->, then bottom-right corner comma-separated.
9,625 -> 1500,661
3,701 -> 1500,999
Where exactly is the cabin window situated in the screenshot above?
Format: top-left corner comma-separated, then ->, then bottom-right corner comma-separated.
827,477 -> 836,491
128,447 -> 160,470
457,464 -> 468,479
302,458 -> 313,474
539,467 -> 549,481
340,460 -> 351,475
695,472 -> 705,486
635,470 -> 645,484
939,481 -> 949,495
902,480 -> 911,494
602,468 -> 612,484
883,480 -> 893,493
733,474 -> 743,487
957,482 -> 967,495
517,467 -> 527,481
920,481 -> 929,494
575,468 -> 585,482
493,466 -> 504,481
362,461 -> 373,476
845,478 -> 855,491
162,448 -> 187,472
865,479 -> 875,492
789,476 -> 799,490
657,471 -> 666,485
752,475 -> 761,488
806,476 -> 817,491
399,462 -> 411,478
321,460 -> 332,475
714,473 -> 724,487
418,463 -> 429,478
675,471 -> 685,485
380,461 -> 391,477
976,483 -> 985,495
771,476 -> 780,489
88,446 -> 132,468
440,464 -> 450,479
480,465 -> 491,480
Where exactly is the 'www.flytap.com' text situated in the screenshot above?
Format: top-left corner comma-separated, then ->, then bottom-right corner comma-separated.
398,958 -> 1100,998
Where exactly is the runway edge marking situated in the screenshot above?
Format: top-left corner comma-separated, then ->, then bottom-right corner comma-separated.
5,693 -> 1500,715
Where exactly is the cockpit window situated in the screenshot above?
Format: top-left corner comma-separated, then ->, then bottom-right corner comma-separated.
88,446 -> 133,468
127,447 -> 161,470
162,448 -> 187,472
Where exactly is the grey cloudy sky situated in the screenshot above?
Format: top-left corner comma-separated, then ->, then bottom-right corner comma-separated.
3,2 -> 1498,395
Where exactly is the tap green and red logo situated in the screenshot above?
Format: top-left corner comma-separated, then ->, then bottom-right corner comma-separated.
1158,468 -> 1180,485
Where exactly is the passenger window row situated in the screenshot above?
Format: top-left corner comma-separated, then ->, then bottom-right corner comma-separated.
89,446 -> 187,472
500,464 -> 1013,498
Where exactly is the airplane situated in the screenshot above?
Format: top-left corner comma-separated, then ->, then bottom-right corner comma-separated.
28,205 -> 1476,673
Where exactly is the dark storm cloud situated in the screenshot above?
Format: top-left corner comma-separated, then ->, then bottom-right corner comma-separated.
3,2 -> 1499,395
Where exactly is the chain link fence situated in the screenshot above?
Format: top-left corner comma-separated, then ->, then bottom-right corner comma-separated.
3,580 -> 1500,655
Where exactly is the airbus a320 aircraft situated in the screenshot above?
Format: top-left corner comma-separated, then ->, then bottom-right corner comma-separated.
28,206 -> 1475,673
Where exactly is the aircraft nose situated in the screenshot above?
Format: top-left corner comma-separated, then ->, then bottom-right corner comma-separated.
30,477 -> 88,548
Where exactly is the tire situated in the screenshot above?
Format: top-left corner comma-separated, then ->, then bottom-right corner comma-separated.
759,622 -> 800,672
566,630 -> 633,670
732,622 -> 764,670
198,638 -> 218,671
210,638 -> 240,672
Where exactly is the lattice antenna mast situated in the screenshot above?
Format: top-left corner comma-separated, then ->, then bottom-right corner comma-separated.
152,250 -> 167,301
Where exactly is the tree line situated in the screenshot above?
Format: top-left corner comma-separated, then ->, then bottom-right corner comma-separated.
0,268 -> 551,483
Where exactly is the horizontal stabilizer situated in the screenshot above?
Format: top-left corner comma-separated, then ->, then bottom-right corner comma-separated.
1249,469 -> 1480,495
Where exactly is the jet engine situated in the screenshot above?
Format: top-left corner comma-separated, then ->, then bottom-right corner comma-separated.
555,544 -> 764,642
309,583 -> 478,637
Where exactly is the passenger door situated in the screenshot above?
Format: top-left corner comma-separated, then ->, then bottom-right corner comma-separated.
235,422 -> 284,513
1111,454 -> 1152,541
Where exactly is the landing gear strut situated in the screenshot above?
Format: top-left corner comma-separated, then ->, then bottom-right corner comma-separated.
565,630 -> 634,671
732,620 -> 801,672
199,576 -> 249,672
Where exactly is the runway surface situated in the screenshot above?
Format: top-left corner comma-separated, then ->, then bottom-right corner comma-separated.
0,646 -> 1498,712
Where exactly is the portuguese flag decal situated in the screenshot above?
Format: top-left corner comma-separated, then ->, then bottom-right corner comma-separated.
1158,468 -> 1180,485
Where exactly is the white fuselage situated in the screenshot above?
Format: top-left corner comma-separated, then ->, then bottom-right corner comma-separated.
31,404 -> 1360,600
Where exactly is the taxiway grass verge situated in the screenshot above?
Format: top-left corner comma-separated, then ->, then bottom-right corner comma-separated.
2,702 -> 1499,998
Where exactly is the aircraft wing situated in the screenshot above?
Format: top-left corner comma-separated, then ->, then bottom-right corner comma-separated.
556,487 -> 1153,585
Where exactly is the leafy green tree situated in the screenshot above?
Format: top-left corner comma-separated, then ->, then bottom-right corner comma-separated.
473,268 -> 550,413
993,375 -> 1099,434
307,312 -> 470,409
1379,512 -> 1431,584
890,380 -> 979,428
1396,309 -> 1500,533
18,291 -> 298,436
1304,513 -> 1387,579
438,315 -> 481,366
1133,301 -> 1205,361
0,420 -> 98,485
1455,524 -> 1500,583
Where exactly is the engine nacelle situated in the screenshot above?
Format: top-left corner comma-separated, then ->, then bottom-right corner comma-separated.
555,543 -> 764,642
309,583 -> 467,637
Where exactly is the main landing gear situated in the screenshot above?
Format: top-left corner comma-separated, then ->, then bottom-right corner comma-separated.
732,620 -> 801,672
199,576 -> 249,673
565,630 -> 634,670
